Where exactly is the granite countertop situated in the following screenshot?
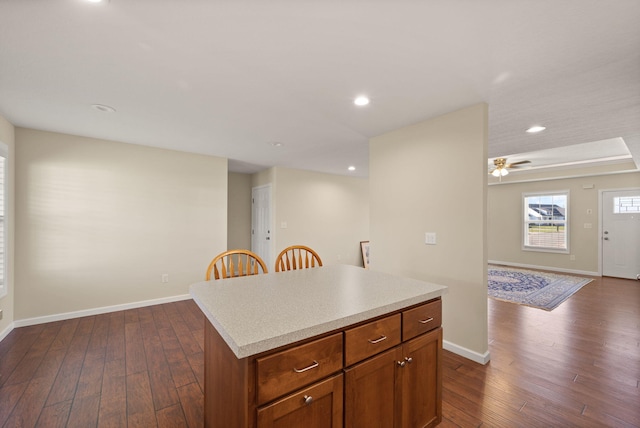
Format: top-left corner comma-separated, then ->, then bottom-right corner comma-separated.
189,264 -> 447,358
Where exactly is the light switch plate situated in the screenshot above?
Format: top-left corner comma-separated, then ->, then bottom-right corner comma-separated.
425,232 -> 437,245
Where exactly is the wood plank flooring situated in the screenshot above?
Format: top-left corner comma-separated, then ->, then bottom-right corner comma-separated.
441,275 -> 640,427
0,300 -> 205,427
0,274 -> 637,427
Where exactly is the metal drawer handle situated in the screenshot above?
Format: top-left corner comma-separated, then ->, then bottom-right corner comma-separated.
303,395 -> 313,405
419,317 -> 434,324
368,335 -> 387,344
293,360 -> 319,373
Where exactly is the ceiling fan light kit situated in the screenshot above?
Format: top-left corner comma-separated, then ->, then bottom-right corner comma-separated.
489,157 -> 531,180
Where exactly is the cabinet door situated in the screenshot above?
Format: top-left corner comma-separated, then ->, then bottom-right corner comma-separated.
345,346 -> 403,428
399,327 -> 442,428
257,374 -> 343,428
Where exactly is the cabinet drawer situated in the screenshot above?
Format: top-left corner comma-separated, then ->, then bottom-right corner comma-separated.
402,299 -> 441,341
344,314 -> 401,367
256,333 -> 343,405
257,374 -> 343,428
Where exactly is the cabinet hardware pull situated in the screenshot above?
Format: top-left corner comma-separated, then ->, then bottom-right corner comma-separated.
303,395 -> 314,405
368,335 -> 387,344
419,317 -> 434,324
293,360 -> 319,373
397,360 -> 406,367
405,357 -> 413,364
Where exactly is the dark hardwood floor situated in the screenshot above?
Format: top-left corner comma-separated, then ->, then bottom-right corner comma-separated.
441,275 -> 640,428
0,274 -> 637,427
0,299 -> 205,427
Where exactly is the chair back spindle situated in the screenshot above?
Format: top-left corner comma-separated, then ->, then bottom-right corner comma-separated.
275,245 -> 323,272
206,249 -> 268,280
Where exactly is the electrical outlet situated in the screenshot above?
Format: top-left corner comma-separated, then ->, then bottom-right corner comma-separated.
425,232 -> 437,245
161,274 -> 169,283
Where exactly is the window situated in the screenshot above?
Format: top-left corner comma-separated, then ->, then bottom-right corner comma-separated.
613,195 -> 640,213
0,144 -> 6,297
523,191 -> 569,252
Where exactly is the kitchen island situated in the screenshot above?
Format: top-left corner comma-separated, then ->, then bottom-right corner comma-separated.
190,264 -> 447,428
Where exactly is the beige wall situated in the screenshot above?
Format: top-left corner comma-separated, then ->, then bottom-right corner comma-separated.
251,168 -> 275,188
488,171 -> 640,273
228,172 -> 252,250
246,167 -> 369,270
0,115 -> 15,336
15,128 -> 228,321
370,104 -> 489,361
273,167 -> 369,268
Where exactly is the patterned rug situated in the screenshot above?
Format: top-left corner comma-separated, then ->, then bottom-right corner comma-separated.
488,265 -> 593,311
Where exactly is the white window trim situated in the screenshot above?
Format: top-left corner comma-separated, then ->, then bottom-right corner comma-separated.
522,190 -> 570,254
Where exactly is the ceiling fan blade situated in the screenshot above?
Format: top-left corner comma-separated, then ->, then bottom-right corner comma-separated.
506,160 -> 531,167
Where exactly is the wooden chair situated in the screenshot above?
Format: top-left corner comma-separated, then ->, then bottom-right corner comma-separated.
275,245 -> 323,272
206,249 -> 268,280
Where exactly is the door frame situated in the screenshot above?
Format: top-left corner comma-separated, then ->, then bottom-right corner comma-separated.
598,186 -> 640,277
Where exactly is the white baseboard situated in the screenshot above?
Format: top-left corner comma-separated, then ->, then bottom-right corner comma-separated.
13,294 -> 192,328
0,322 -> 15,342
488,260 -> 599,277
443,340 -> 491,365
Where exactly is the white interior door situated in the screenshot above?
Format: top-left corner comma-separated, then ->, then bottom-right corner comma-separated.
602,189 -> 640,279
251,185 -> 272,268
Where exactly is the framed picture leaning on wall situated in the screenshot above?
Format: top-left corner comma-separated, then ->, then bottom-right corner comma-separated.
360,241 -> 370,269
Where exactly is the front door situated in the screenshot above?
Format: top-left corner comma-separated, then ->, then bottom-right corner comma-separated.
252,185 -> 272,268
602,189 -> 640,280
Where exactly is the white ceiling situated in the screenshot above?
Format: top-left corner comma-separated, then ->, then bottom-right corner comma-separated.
1,0 -> 639,177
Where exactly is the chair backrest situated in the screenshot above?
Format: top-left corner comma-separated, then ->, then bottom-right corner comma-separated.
206,249 -> 268,280
275,245 -> 323,272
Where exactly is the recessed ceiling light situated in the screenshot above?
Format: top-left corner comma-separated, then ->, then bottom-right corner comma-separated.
268,141 -> 283,147
348,166 -> 356,171
354,96 -> 369,106
91,104 -> 116,113
526,125 -> 546,133
86,0 -> 104,3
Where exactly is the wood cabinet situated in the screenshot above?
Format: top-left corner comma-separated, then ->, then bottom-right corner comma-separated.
203,298 -> 442,428
256,333 -> 343,405
344,305 -> 442,428
344,313 -> 401,366
345,347 -> 402,428
398,328 -> 442,428
257,374 -> 343,428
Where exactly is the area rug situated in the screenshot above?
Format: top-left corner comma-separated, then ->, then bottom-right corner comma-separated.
488,265 -> 593,311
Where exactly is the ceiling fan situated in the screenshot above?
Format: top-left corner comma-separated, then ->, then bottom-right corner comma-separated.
489,157 -> 531,180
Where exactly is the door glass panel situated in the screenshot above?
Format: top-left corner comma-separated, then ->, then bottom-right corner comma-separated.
613,196 -> 640,213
